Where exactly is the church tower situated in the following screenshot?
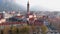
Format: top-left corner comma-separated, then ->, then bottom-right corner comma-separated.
27,1 -> 30,13
26,0 -> 30,18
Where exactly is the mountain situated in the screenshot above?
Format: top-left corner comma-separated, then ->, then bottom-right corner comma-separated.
0,0 -> 26,12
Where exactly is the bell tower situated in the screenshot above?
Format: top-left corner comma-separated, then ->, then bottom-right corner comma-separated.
27,0 -> 30,13
26,0 -> 30,18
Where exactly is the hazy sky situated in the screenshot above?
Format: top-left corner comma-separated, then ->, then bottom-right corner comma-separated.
14,0 -> 60,11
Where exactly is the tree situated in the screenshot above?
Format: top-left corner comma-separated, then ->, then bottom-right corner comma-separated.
41,25 -> 48,34
11,26 -> 17,34
31,25 -> 36,33
19,25 -> 30,34
4,26 -> 10,34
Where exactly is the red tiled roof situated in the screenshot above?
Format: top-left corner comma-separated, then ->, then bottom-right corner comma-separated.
15,15 -> 24,18
34,20 -> 43,26
0,22 -> 25,25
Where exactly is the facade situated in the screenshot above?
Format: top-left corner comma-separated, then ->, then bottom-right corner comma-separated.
0,13 -> 3,20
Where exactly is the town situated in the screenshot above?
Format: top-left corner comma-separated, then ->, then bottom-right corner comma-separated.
0,0 -> 60,34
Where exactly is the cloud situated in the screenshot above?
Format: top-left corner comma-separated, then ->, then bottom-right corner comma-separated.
15,0 -> 60,11
1,0 -> 60,11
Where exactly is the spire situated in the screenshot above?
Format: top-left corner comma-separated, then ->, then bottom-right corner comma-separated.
26,0 -> 30,18
27,0 -> 30,13
27,0 -> 29,4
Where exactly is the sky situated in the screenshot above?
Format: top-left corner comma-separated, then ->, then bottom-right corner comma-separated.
0,0 -> 60,11
14,0 -> 60,11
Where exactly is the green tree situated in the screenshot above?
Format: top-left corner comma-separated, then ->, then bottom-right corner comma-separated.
11,26 -> 17,34
41,25 -> 48,34
19,25 -> 30,34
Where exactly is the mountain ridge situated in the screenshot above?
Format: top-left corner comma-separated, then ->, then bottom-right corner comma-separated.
0,0 -> 26,12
